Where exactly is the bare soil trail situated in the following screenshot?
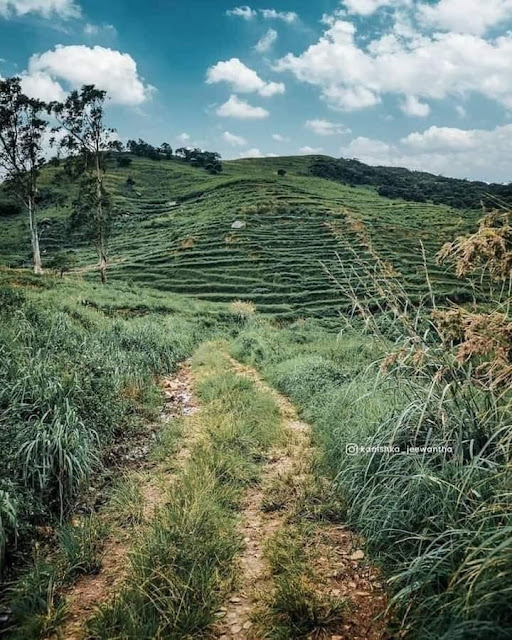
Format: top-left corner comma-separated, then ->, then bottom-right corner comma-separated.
54,353 -> 389,640
215,356 -> 389,640
54,361 -> 198,640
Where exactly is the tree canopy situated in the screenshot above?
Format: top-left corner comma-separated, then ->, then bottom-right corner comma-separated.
0,77 -> 47,273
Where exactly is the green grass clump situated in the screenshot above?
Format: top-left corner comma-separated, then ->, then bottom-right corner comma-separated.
107,473 -> 145,527
259,526 -> 348,639
333,373 -> 512,640
89,468 -> 240,639
269,355 -> 346,407
57,516 -> 107,580
7,514 -> 106,639
0,277 -> 236,553
8,555 -> 67,640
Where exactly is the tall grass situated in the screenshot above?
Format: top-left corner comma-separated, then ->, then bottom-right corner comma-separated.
0,279 -> 236,578
231,236 -> 512,640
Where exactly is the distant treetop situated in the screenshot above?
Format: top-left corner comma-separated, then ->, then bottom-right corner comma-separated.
126,138 -> 222,173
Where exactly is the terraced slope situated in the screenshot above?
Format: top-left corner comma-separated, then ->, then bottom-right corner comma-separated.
0,155 -> 480,318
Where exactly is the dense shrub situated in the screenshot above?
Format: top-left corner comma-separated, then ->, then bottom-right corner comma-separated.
270,355 -> 346,407
0,283 -> 231,567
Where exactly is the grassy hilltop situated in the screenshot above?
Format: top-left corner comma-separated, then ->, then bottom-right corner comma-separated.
0,154 -> 479,318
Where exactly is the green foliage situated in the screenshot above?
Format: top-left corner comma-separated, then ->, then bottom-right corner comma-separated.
69,172 -> 113,237
46,250 -> 78,276
232,307 -> 512,639
8,514 -> 105,638
0,194 -> 22,217
175,146 -> 222,171
8,555 -> 67,640
116,155 -> 132,168
270,355 -> 346,406
127,139 -> 171,160
310,156 -> 512,210
0,489 -> 17,562
17,403 -> 98,517
0,76 -> 47,273
0,283 -> 25,310
50,84 -> 119,282
108,474 -> 145,526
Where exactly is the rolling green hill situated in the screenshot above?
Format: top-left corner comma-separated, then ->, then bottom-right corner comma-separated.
0,154 -> 480,318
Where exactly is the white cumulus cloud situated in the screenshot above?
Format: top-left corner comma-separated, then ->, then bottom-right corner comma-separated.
25,45 -> 152,105
226,5 -> 256,19
344,136 -> 392,158
83,23 -> 117,37
237,148 -> 279,158
299,145 -> 324,154
226,5 -> 298,23
216,95 -> 269,119
401,95 -> 431,117
419,0 -> 512,36
0,0 -> 80,19
272,133 -> 290,142
255,28 -> 278,53
261,8 -> 298,23
275,17 -> 512,111
206,58 -> 284,97
402,125 -> 478,151
341,123 -> 512,182
306,119 -> 350,135
223,130 -> 247,146
239,147 -> 264,157
259,81 -> 285,97
342,0 -> 512,34
20,71 -> 66,102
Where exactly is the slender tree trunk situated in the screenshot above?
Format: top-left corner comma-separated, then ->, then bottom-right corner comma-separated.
28,194 -> 43,275
95,155 -> 107,284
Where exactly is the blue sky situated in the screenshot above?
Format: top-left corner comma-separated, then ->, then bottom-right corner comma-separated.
1,0 -> 512,181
